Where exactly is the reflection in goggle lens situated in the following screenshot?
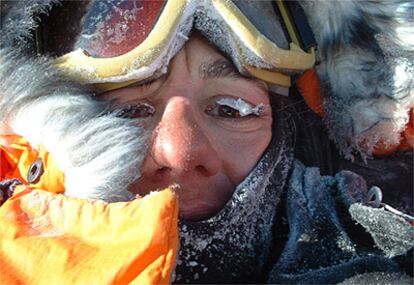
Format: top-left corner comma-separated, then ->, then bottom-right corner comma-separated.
76,0 -> 165,58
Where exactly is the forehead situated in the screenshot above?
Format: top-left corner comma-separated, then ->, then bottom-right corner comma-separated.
176,32 -> 228,71
169,33 -> 268,93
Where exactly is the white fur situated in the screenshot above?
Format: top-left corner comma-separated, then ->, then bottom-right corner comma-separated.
300,0 -> 414,158
0,50 -> 148,201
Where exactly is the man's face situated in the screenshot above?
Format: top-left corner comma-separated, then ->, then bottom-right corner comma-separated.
103,33 -> 272,221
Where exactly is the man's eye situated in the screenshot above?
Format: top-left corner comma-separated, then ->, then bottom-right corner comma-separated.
206,104 -> 243,118
205,98 -> 265,119
114,103 -> 155,119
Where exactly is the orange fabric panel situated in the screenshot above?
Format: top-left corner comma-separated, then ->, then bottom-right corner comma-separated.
296,68 -> 325,117
0,186 -> 178,285
0,135 -> 65,193
0,135 -> 28,181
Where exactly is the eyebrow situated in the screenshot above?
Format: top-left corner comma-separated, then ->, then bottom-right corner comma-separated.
199,59 -> 268,92
199,59 -> 238,79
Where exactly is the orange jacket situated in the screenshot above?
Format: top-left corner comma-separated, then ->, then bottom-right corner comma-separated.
0,134 -> 179,284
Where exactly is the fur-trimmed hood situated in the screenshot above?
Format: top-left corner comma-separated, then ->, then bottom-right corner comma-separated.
0,49 -> 147,201
1,0 -> 413,159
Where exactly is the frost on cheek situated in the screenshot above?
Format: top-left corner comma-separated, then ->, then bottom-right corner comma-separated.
216,98 -> 266,116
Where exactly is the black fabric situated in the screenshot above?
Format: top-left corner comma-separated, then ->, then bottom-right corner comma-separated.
0,178 -> 22,206
338,152 -> 414,215
284,1 -> 317,51
268,160 -> 413,284
36,1 -> 91,57
393,249 -> 414,277
290,87 -> 413,215
174,95 -> 413,284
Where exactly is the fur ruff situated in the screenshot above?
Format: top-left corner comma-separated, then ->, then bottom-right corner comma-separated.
0,49 -> 148,201
299,0 -> 414,159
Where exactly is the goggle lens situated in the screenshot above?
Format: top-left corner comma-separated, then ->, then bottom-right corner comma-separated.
76,0 -> 165,58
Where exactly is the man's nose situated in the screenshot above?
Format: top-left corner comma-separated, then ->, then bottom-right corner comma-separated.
141,97 -> 221,180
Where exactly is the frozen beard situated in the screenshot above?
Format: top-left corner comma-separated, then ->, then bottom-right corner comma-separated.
174,110 -> 294,283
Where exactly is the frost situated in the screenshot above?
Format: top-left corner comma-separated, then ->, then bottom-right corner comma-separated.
12,191 -> 65,238
298,233 -> 311,243
336,234 -> 356,253
188,261 -> 198,267
194,7 -> 274,74
77,0 -> 143,49
349,203 -> 414,258
216,98 -> 266,116
339,272 -> 413,285
178,32 -> 189,41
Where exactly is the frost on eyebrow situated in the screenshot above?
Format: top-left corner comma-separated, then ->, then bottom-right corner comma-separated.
216,98 -> 267,116
200,59 -> 236,79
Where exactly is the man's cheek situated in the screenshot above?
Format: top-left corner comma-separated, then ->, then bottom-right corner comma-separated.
218,134 -> 272,184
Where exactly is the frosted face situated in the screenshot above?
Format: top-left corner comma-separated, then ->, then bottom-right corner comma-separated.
102,33 -> 272,221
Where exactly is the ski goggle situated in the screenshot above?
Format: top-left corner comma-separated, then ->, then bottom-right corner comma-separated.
50,0 -> 316,93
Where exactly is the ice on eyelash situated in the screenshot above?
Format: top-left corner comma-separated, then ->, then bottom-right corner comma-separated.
216,98 -> 266,116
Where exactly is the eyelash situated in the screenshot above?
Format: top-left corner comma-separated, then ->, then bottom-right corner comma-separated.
110,80 -> 159,119
205,98 -> 264,120
137,78 -> 157,89
113,103 -> 156,119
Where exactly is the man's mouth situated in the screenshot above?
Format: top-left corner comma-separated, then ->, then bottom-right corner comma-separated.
178,204 -> 223,222
165,184 -> 225,221
132,178 -> 236,222
174,183 -> 233,222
